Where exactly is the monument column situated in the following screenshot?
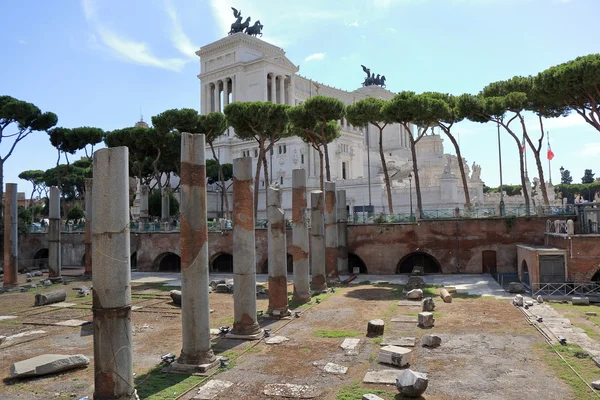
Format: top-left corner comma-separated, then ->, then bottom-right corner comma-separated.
267,185 -> 289,316
279,75 -> 285,104
224,78 -> 230,107
3,183 -> 18,288
310,190 -> 327,292
84,178 -> 93,276
92,146 -> 137,400
291,169 -> 310,304
172,132 -> 218,373
288,75 -> 296,106
270,74 -> 276,104
324,181 -> 338,280
229,157 -> 263,339
48,186 -> 62,282
213,83 -> 219,113
337,190 -> 348,276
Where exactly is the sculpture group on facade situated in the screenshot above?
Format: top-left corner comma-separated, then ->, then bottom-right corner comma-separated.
361,65 -> 387,87
229,7 -> 263,37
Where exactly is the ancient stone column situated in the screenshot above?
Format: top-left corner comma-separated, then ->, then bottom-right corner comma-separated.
291,169 -> 310,304
139,185 -> 149,223
229,157 -> 263,339
48,186 -> 62,282
172,133 -> 218,373
267,185 -> 289,316
337,189 -> 348,276
2,183 -> 18,288
92,147 -> 137,399
161,186 -> 170,223
324,181 -> 338,280
310,190 -> 327,292
84,179 -> 93,277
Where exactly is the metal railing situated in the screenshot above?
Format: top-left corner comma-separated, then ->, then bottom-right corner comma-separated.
546,219 -> 568,234
531,282 -> 600,297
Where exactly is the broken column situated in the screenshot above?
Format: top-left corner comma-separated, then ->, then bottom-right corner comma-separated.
337,189 -> 348,276
139,185 -> 149,223
172,133 -> 218,372
161,186 -> 170,223
48,186 -> 61,282
2,183 -> 18,288
229,157 -> 263,339
291,169 -> 310,304
92,146 -> 137,399
310,190 -> 327,292
324,181 -> 338,280
84,178 -> 92,276
267,184 -> 289,316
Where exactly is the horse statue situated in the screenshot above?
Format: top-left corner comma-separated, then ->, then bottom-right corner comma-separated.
374,74 -> 381,85
245,20 -> 263,37
230,16 -> 251,35
379,75 -> 386,87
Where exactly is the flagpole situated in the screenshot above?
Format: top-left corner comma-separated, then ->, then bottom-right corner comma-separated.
547,131 -> 552,185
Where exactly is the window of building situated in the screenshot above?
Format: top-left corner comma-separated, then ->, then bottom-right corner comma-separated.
342,162 -> 347,180
301,154 -> 304,164
278,145 -> 287,154
280,176 -> 283,185
270,148 -> 274,155
254,149 -> 258,158
242,150 -> 250,157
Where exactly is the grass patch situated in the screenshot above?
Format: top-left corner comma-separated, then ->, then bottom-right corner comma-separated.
373,337 -> 383,345
336,381 -> 396,400
218,316 -> 234,326
132,294 -> 158,299
358,280 -> 371,285
313,329 -> 362,338
538,343 -> 599,400
135,365 -> 206,400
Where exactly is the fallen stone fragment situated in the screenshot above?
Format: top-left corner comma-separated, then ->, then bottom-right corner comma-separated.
592,380 -> 600,390
6,330 -> 46,341
405,276 -> 424,291
194,379 -> 233,400
363,369 -> 401,384
0,315 -> 17,320
209,329 -> 221,335
396,369 -> 428,397
48,302 -> 76,308
55,320 -> 89,327
586,312 -> 598,317
406,289 -> 423,300
362,394 -> 385,400
265,336 -> 289,344
263,383 -> 321,398
537,295 -> 544,303
525,300 -> 534,307
215,283 -> 231,293
422,297 -> 435,312
593,357 -> 600,368
367,319 -> 385,337
41,280 -> 53,287
377,345 -> 412,367
11,354 -> 90,378
324,362 -> 348,374
34,290 -> 67,306
381,337 -> 416,347
572,297 -> 590,306
418,312 -> 434,328
508,282 -> 526,293
439,288 -> 452,303
421,334 -> 442,348
340,338 -> 360,351
513,295 -> 524,307
33,271 -> 43,277
169,290 -> 181,305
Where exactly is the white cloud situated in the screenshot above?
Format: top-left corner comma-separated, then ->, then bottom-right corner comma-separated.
305,53 -> 326,62
164,0 -> 198,59
18,39 -> 26,45
345,20 -> 360,27
582,143 -> 600,157
82,0 -> 96,20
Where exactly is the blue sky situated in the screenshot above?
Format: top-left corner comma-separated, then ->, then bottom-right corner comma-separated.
1,0 -> 599,197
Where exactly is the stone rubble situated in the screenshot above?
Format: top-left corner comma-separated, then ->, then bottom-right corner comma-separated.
193,379 -> 233,400
406,289 -> 423,300
422,297 -> 435,312
11,354 -> 90,378
396,369 -> 429,397
418,312 -> 435,328
263,383 -> 321,398
323,362 -> 348,374
265,336 -> 289,345
512,294 -> 524,307
377,345 -> 412,367
362,394 -> 385,400
421,334 -> 442,347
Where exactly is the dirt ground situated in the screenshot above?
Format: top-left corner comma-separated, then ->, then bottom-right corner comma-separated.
0,273 -> 586,400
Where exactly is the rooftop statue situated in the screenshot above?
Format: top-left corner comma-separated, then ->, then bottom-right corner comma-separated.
229,7 -> 263,37
361,65 -> 386,87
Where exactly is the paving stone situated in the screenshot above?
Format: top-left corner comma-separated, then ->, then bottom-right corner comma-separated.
6,330 -> 46,341
345,350 -> 359,356
381,337 -> 416,347
48,302 -> 76,308
324,362 -> 348,374
55,320 -> 90,327
363,369 -> 401,384
396,369 -> 428,397
340,338 -> 360,350
263,383 -> 321,398
265,336 -> 289,344
377,345 -> 412,367
193,379 -> 233,399
391,317 -> 418,323
525,300 -> 534,307
362,394 -> 385,400
421,334 -> 442,347
11,354 -> 90,378
397,300 -> 420,306
0,315 -> 17,320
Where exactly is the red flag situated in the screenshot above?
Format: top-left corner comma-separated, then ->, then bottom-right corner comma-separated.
521,136 -> 526,153
547,143 -> 554,160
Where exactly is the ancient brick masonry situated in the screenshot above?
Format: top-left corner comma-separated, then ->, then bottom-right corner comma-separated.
310,190 -> 327,292
291,169 -> 310,304
337,189 -> 348,275
48,186 -> 62,282
267,185 -> 290,316
324,182 -> 338,280
3,183 -> 18,288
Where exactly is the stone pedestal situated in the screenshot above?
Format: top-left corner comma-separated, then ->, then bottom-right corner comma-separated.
267,185 -> 289,316
310,191 -> 327,292
139,185 -> 149,223
229,157 -> 263,339
92,146 -> 137,399
337,189 -> 348,276
440,174 -> 459,204
172,133 -> 218,373
3,183 -> 18,288
84,178 -> 93,276
48,186 -> 61,282
324,182 -> 338,280
291,169 -> 310,304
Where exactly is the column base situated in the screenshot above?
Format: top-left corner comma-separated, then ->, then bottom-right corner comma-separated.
165,358 -> 220,375
265,308 -> 291,319
291,292 -> 311,305
48,276 -> 63,283
1,284 -> 19,292
225,330 -> 264,340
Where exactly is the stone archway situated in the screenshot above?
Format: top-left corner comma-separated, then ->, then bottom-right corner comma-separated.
396,252 -> 441,274
210,252 -> 233,273
131,251 -> 137,270
348,253 -> 368,274
521,260 -> 530,285
585,263 -> 600,282
33,248 -> 49,270
153,252 -> 181,272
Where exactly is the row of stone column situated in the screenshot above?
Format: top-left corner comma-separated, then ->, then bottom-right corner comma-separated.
208,77 -> 234,113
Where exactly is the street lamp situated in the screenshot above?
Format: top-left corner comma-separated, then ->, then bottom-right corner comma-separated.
408,172 -> 413,220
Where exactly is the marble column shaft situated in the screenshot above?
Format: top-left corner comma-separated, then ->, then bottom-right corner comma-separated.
231,157 -> 262,337
278,75 -> 285,104
84,178 -> 93,276
3,183 -> 18,287
310,190 -> 327,292
175,133 -> 217,370
267,185 -> 289,315
161,187 -> 170,222
48,186 -> 61,280
337,190 -> 348,276
270,74 -> 276,103
324,181 -> 338,280
92,147 -> 137,400
291,169 -> 310,303
139,185 -> 149,223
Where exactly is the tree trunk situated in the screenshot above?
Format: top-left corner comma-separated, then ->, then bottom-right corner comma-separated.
498,119 -> 531,214
323,141 -> 331,182
318,148 -> 324,192
534,115 -> 550,205
440,126 -> 471,211
377,126 -> 393,213
253,146 -> 264,218
520,115 -> 548,206
262,147 -> 270,214
0,159 -> 4,218
405,124 -> 423,218
210,143 -> 230,220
